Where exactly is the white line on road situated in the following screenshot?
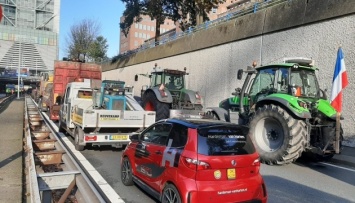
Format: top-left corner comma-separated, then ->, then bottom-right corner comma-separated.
319,162 -> 355,172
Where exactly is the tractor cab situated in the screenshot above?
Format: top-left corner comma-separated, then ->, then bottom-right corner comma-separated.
149,68 -> 186,91
92,80 -> 126,110
236,58 -> 323,114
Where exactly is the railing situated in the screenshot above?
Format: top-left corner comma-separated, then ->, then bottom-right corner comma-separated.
24,97 -> 123,202
110,0 -> 290,63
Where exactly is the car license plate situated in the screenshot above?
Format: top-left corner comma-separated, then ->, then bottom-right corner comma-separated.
110,135 -> 128,140
227,168 -> 236,179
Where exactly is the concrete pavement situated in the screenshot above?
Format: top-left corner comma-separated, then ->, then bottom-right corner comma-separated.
0,98 -> 24,203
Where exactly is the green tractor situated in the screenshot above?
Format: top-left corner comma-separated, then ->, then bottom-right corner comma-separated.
135,64 -> 228,121
221,58 -> 343,165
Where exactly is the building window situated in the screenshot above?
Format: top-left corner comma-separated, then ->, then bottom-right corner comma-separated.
147,25 -> 150,31
139,33 -> 142,38
139,24 -> 142,29
143,25 -> 146,30
212,7 -> 217,13
151,26 -> 155,31
143,33 -> 146,39
134,41 -> 138,46
135,24 -> 138,28
135,32 -> 138,37
147,34 -> 150,39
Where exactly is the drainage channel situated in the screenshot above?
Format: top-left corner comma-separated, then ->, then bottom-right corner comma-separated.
24,96 -> 119,203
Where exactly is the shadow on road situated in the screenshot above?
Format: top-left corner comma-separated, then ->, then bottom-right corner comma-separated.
264,175 -> 353,203
0,151 -> 22,168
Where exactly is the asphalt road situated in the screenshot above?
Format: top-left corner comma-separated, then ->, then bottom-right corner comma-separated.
79,146 -> 355,203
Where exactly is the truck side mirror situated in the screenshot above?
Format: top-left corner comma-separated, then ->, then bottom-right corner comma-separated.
134,74 -> 138,81
237,69 -> 244,80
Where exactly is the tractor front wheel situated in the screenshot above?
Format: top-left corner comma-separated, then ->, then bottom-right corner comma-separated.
143,92 -> 170,121
249,104 -> 307,165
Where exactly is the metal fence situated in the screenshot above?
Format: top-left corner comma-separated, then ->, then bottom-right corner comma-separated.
109,0 -> 290,63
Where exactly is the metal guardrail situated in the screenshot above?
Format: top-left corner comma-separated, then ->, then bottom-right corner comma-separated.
0,94 -> 15,113
24,96 -> 123,203
109,0 -> 289,63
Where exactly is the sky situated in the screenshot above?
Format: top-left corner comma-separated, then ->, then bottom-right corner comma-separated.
59,0 -> 125,59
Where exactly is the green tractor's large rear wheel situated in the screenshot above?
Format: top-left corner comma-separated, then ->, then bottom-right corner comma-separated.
143,91 -> 170,121
249,104 -> 307,165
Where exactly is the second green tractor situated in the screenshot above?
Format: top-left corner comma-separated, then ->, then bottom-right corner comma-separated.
220,58 -> 343,165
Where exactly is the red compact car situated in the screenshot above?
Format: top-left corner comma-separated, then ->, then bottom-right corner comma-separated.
121,118 -> 267,203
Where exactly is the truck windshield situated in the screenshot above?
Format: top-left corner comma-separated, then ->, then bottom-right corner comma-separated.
78,90 -> 92,99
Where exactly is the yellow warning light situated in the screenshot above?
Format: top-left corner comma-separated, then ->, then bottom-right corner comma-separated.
252,61 -> 257,68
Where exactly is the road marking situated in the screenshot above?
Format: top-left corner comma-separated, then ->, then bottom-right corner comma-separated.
319,162 -> 355,172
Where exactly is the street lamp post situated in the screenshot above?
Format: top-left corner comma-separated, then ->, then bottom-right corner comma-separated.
17,41 -> 22,99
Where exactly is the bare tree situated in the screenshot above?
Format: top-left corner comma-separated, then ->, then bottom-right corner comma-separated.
65,19 -> 101,61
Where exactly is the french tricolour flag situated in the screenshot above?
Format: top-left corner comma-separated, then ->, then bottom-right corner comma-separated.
330,47 -> 349,112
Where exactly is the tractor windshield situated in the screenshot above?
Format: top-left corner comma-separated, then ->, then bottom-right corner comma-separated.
150,69 -> 185,89
249,66 -> 319,100
163,73 -> 184,90
249,68 -> 276,98
290,69 -> 319,98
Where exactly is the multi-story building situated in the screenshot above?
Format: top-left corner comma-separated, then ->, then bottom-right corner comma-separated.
119,15 -> 176,54
0,0 -> 60,77
119,0 -> 265,54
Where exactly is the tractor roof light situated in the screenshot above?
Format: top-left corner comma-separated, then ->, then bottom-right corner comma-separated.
283,57 -> 315,67
252,61 -> 257,68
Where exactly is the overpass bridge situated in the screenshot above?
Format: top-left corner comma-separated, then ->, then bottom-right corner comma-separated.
0,76 -> 40,93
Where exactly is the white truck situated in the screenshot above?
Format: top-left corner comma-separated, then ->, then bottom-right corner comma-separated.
58,79 -> 156,151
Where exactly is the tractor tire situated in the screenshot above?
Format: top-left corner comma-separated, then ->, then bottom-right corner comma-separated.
249,104 -> 307,165
143,92 -> 170,121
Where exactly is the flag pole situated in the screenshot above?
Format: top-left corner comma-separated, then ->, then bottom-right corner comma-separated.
335,112 -> 340,154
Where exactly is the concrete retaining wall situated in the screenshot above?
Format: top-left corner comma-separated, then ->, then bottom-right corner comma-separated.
102,0 -> 355,145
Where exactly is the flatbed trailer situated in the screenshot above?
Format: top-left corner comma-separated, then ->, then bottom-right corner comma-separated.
59,80 -> 156,150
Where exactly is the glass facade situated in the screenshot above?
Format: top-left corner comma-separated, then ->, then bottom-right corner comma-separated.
0,0 -> 60,75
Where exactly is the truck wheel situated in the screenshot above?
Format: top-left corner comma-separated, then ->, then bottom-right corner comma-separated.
74,127 -> 85,151
143,92 -> 170,121
121,157 -> 134,186
38,98 -> 43,111
249,104 -> 306,165
58,119 -> 66,133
